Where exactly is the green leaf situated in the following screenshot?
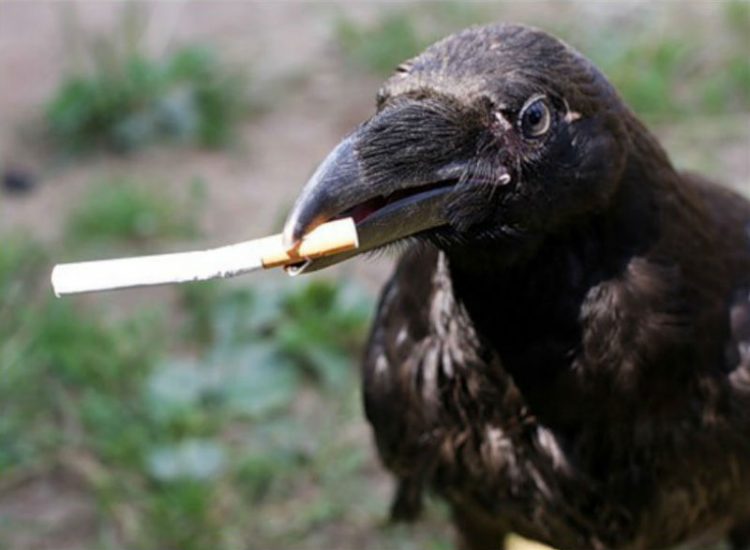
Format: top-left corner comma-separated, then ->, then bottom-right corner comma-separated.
147,438 -> 226,482
218,345 -> 299,419
146,358 -> 215,419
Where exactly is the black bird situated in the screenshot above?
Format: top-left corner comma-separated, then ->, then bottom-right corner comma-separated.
282,24 -> 750,550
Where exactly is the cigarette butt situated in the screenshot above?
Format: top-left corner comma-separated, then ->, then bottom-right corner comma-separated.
260,218 -> 359,268
51,218 -> 358,296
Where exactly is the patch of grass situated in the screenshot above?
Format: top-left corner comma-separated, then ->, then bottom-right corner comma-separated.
276,279 -> 374,388
0,226 -> 391,548
725,0 -> 750,37
572,18 -> 750,121
47,35 -> 248,153
139,278 -> 373,546
0,247 -> 164,474
145,480 -> 223,550
336,12 -> 426,75
335,3 -> 488,76
593,36 -> 693,118
179,278 -> 372,389
0,235 -> 46,313
65,176 -> 199,247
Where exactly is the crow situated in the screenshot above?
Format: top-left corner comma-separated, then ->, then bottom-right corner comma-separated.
282,23 -> 750,550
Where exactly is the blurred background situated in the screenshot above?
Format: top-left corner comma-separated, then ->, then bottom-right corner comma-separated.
0,2 -> 747,549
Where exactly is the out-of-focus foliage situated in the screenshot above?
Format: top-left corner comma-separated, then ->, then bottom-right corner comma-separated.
581,10 -> 750,120
180,278 -> 372,390
0,236 -> 46,317
0,229 -> 376,549
46,43 -> 247,153
0,235 -> 162,473
336,3 -> 749,124
0,175 -> 379,548
336,13 -> 425,75
335,3 -> 486,75
65,176 -> 202,247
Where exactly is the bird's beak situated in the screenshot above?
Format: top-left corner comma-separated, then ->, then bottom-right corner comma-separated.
282,120 -> 465,274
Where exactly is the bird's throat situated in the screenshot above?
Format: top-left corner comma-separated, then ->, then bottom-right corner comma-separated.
444,177 -> 662,428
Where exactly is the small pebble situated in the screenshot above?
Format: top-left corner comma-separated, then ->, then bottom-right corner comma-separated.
2,168 -> 37,195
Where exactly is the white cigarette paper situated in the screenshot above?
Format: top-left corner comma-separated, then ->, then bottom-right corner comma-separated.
51,218 -> 358,296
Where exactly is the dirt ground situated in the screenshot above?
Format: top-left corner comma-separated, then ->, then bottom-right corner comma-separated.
0,2 -> 748,550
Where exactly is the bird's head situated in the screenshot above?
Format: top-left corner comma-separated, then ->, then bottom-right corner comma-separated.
283,23 -> 638,273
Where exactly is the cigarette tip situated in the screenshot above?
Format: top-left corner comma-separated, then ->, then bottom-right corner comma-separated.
50,265 -> 62,298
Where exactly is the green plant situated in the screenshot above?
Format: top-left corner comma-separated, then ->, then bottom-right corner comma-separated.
179,278 -> 372,389
0,235 -> 46,316
0,279 -> 164,473
47,41 -> 247,153
146,480 -> 223,550
576,21 -> 750,121
725,0 -> 750,37
0,230 -> 381,548
65,177 -> 198,246
335,4 -> 489,76
336,12 -> 426,75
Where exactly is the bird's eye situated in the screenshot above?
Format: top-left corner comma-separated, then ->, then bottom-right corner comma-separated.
519,97 -> 552,139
